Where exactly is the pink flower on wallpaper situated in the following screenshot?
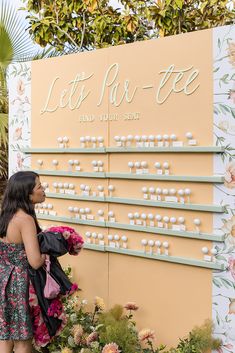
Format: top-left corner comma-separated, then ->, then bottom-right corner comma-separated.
17,78 -> 25,95
229,299 -> 235,314
228,257 -> 235,280
224,161 -> 235,189
222,216 -> 235,244
16,152 -> 23,170
217,344 -> 234,353
228,42 -> 235,67
228,89 -> 235,104
13,127 -> 22,141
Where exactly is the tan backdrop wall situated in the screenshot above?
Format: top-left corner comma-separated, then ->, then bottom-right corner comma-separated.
31,28 -> 214,346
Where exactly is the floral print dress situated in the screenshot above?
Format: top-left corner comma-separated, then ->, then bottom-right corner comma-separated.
0,241 -> 33,340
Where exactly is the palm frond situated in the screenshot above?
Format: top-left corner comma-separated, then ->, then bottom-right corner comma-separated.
0,113 -> 8,148
0,143 -> 8,180
0,0 -> 37,64
0,23 -> 13,69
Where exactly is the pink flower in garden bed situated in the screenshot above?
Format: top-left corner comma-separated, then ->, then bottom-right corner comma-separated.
102,342 -> 121,353
86,331 -> 99,345
124,301 -> 139,311
138,328 -> 155,342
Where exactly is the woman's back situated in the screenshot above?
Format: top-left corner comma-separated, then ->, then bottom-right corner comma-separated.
2,210 -> 28,244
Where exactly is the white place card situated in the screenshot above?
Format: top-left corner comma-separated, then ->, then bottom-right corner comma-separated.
172,141 -> 183,147
49,211 -> 57,216
165,196 -> 178,202
67,190 -> 76,195
172,225 -> 181,231
204,255 -> 212,262
87,215 -> 94,220
188,139 -> 197,146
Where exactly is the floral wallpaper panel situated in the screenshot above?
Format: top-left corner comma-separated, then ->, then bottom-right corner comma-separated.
8,62 -> 31,176
213,25 -> 235,353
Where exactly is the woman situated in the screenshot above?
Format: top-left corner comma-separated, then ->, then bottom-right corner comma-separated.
0,171 -> 46,353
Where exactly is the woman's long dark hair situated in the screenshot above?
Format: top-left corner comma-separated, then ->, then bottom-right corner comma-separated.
0,171 -> 42,237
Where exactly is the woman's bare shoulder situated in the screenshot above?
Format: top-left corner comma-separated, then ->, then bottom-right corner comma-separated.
12,210 -> 35,225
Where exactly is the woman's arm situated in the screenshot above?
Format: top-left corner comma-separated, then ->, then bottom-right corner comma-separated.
20,214 -> 46,269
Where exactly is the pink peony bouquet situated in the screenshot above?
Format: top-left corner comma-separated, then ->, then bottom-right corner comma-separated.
47,225 -> 84,255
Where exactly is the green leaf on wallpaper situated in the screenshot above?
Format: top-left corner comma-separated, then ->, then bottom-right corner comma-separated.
215,255 -> 227,261
221,74 -> 229,83
218,38 -> 221,49
213,67 -> 220,73
213,278 -> 221,288
219,104 -> 230,113
220,278 -> 233,288
216,313 -> 220,325
231,108 -> 235,119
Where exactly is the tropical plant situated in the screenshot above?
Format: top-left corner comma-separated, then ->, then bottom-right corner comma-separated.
149,0 -> 235,37
0,0 -> 57,196
22,0 -> 153,52
23,0 -> 235,53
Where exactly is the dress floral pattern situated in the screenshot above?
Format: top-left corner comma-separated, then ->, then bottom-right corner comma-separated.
0,241 -> 33,340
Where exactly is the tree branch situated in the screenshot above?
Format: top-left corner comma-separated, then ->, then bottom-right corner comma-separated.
54,24 -> 79,49
78,12 -> 86,51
